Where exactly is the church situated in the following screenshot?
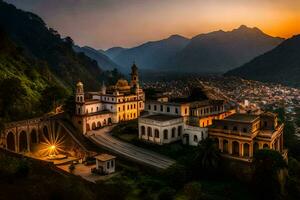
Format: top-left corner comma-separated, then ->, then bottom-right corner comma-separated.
73,64 -> 145,134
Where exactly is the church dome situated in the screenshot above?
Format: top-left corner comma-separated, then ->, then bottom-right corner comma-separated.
76,81 -> 83,87
116,79 -> 129,87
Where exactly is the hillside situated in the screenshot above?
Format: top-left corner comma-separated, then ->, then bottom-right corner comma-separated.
171,25 -> 284,73
73,45 -> 122,71
112,35 -> 190,71
225,34 -> 300,87
0,0 -> 112,90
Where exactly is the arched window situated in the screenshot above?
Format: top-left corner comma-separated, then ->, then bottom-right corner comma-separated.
232,141 -> 239,155
172,128 -> 176,138
243,143 -> 250,157
223,140 -> 228,153
154,129 -> 159,138
147,127 -> 152,137
6,132 -> 15,152
193,135 -> 198,143
263,143 -> 269,149
163,130 -> 168,139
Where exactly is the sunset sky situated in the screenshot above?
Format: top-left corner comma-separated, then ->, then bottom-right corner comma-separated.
5,0 -> 300,49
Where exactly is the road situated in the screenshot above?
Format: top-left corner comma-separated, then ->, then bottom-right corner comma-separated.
88,126 -> 175,170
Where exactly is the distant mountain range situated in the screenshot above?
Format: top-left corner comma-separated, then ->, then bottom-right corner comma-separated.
73,45 -> 121,71
103,25 -> 283,73
226,34 -> 300,88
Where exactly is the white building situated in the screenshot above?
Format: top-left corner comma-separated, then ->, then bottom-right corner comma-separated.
95,154 -> 116,174
73,64 -> 145,134
138,99 -> 233,146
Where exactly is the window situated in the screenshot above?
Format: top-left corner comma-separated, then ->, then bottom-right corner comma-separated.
148,105 -> 151,110
134,104 -> 136,109
154,105 -> 157,111
160,105 -> 163,111
233,126 -> 238,131
131,104 -> 133,109
167,107 -> 170,112
139,102 -> 142,108
224,126 -> 228,130
163,130 -> 168,139
148,127 -> 152,137
127,105 -> 129,110
111,160 -> 114,168
118,107 -> 121,112
185,108 -> 187,114
194,135 -> 198,143
172,128 -> 176,138
175,108 -> 178,114
107,162 -> 110,169
243,128 -> 247,133
155,129 -> 159,138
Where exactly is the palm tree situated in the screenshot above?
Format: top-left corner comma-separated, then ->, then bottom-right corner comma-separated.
193,138 -> 221,177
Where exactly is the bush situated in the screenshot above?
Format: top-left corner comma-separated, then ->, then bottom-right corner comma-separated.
158,187 -> 176,200
183,182 -> 203,200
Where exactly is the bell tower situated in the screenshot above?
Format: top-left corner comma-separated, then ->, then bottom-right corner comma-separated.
76,81 -> 85,103
130,62 -> 139,89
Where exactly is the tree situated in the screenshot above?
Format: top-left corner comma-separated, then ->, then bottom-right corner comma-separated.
63,94 -> 76,116
40,85 -> 67,113
252,149 -> 287,200
192,138 -> 221,178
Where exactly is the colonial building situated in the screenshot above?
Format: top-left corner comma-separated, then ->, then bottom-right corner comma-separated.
138,97 -> 234,146
209,112 -> 287,162
73,64 -> 145,134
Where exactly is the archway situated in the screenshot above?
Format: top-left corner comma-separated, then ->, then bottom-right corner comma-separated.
263,143 -> 269,149
172,128 -> 176,138
6,132 -> 15,152
86,124 -> 91,132
108,118 -> 112,124
232,141 -> 239,156
223,140 -> 228,153
92,122 -> 96,130
193,135 -> 198,143
103,119 -> 106,126
147,127 -> 152,137
243,143 -> 250,157
19,131 -> 28,152
97,121 -> 101,128
154,129 -> 159,138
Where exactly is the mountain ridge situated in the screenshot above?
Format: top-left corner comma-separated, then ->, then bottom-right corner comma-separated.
225,34 -> 300,87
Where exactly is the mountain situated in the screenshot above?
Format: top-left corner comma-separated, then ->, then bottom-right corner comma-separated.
0,0 -> 123,121
112,35 -> 190,71
73,45 -> 121,71
225,34 -> 300,87
0,0 -> 115,90
105,47 -> 126,60
171,25 -> 284,73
